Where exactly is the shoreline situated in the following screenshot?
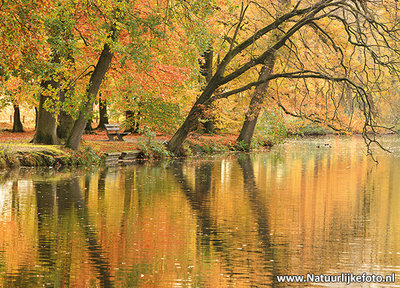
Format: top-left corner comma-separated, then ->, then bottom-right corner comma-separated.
1,133 -> 397,170
0,145 -> 270,170
0,134 -> 273,170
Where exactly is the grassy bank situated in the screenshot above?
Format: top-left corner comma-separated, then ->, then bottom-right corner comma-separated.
0,129 -> 258,169
0,117 -> 291,169
0,144 -> 103,169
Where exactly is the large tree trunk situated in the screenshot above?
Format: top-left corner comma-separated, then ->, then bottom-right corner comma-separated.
57,112 -> 75,140
168,81 -> 218,155
96,95 -> 109,129
66,42 -> 114,150
33,78 -> 60,145
168,109 -> 199,155
236,53 -> 275,148
56,31 -> 76,140
12,104 -> 24,132
57,89 -> 75,140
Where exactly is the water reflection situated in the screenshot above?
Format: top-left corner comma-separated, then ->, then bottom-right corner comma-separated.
237,155 -> 274,284
0,136 -> 400,287
170,161 -> 216,248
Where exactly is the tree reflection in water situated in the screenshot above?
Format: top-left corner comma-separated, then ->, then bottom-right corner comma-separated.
2,136 -> 400,287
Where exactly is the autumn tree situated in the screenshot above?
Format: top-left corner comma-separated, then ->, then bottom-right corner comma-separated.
95,0 -> 217,136
49,0 -> 214,149
0,1 -> 49,133
0,1 -> 48,76
32,1 -> 76,144
0,75 -> 39,133
66,27 -> 116,149
167,0 -> 400,155
237,0 -> 290,147
65,1 -> 170,149
1,0 -> 216,149
1,76 -> 25,132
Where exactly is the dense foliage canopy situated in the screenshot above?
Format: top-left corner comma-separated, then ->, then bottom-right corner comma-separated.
1,0 -> 400,154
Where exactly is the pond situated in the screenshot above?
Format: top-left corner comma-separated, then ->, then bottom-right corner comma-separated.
0,136 -> 400,287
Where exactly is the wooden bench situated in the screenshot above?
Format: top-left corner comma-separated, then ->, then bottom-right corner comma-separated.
104,124 -> 130,141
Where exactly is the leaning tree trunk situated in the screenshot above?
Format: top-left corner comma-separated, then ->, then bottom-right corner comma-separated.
96,95 -> 109,129
66,42 -> 114,150
236,53 -> 275,149
33,78 -> 60,145
168,0 -> 296,155
237,0 -> 288,148
199,47 -> 215,134
12,104 -> 24,132
168,79 -> 219,155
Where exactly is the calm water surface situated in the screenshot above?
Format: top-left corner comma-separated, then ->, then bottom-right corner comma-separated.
1,136 -> 400,287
